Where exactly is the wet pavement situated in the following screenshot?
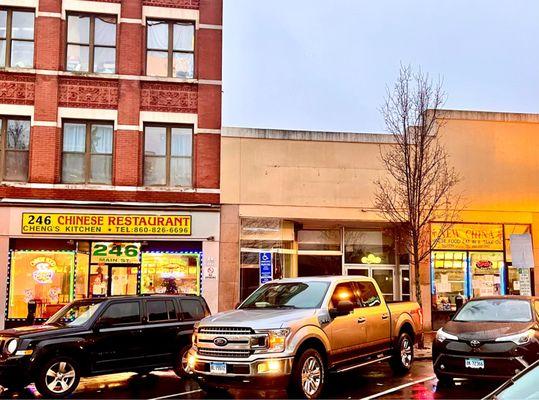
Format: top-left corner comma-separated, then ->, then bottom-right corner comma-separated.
1,360 -> 501,399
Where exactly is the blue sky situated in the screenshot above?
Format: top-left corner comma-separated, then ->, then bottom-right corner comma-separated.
222,0 -> 539,133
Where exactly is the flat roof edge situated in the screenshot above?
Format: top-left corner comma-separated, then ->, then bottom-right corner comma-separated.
222,127 -> 396,144
437,109 -> 539,123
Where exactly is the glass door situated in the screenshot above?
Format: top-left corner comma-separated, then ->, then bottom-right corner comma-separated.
110,266 -> 139,296
344,266 -> 395,301
469,252 -> 504,297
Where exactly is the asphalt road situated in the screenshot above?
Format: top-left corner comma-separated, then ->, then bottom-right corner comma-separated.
1,360 -> 501,399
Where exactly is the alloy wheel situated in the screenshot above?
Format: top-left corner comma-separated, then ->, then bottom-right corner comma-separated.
181,350 -> 189,373
45,361 -> 76,394
301,356 -> 322,397
400,337 -> 412,367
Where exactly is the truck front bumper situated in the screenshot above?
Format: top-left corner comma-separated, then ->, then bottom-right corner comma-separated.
188,348 -> 294,389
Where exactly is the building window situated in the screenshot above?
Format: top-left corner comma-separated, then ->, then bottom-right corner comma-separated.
297,229 -> 342,277
0,9 -> 34,68
141,252 -> 201,295
146,20 -> 194,78
144,125 -> 193,187
0,118 -> 30,181
62,122 -> 113,184
66,14 -> 116,73
8,251 -> 75,319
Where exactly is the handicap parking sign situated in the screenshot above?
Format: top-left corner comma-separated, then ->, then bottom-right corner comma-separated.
259,252 -> 273,285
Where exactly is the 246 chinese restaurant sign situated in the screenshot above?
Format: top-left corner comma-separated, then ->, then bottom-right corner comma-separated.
21,213 -> 191,236
431,223 -> 503,251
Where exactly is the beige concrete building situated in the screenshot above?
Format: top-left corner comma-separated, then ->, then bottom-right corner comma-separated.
218,110 -> 539,330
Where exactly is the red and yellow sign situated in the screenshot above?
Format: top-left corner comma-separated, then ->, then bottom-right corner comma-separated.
431,223 -> 503,251
21,213 -> 192,236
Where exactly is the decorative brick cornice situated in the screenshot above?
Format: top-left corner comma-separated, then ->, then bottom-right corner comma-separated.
58,77 -> 119,109
0,72 -> 35,105
140,82 -> 197,113
142,0 -> 199,9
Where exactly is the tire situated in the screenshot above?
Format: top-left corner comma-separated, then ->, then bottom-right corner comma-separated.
34,356 -> 80,399
435,373 -> 454,387
288,348 -> 326,399
197,380 -> 229,397
390,332 -> 414,375
173,344 -> 192,378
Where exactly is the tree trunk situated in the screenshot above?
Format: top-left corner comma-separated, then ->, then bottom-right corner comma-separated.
413,245 -> 425,349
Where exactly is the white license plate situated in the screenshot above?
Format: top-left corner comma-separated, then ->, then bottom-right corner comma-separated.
465,358 -> 485,369
210,362 -> 227,374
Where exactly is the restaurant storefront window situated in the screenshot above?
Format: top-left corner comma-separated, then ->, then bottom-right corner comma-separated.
8,251 -> 75,319
141,252 -> 200,295
431,222 -> 534,329
6,239 -> 202,324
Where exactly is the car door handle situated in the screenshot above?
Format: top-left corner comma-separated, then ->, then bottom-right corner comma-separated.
381,313 -> 389,320
357,317 -> 366,323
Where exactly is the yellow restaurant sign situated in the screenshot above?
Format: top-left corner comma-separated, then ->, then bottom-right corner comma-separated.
21,213 -> 191,236
431,223 -> 503,251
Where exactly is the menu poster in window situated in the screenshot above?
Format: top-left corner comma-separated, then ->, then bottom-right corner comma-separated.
519,268 -> 532,296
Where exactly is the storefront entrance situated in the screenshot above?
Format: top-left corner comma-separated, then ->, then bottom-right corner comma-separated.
89,265 -> 139,297
6,239 -> 202,326
431,223 -> 535,329
344,266 -> 398,301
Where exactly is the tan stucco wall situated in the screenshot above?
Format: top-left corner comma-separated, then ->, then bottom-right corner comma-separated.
220,111 -> 539,324
221,137 -> 390,216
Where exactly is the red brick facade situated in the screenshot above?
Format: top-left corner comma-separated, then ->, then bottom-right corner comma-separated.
0,0 -> 222,204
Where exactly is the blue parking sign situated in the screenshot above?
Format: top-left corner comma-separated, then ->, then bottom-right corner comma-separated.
259,252 -> 273,285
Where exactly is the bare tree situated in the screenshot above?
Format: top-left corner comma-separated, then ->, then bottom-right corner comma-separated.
374,65 -> 461,307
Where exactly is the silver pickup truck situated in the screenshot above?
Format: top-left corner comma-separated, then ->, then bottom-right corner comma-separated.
187,276 -> 423,398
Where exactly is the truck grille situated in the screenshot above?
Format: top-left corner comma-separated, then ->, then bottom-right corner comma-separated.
198,348 -> 251,358
198,327 -> 253,335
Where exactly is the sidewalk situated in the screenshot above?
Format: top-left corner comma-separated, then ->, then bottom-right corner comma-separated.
415,331 -> 435,360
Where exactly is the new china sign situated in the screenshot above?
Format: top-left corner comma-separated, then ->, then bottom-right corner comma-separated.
21,213 -> 192,236
431,223 -> 503,251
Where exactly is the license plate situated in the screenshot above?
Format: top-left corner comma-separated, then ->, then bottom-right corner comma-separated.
210,362 -> 227,374
465,358 -> 485,369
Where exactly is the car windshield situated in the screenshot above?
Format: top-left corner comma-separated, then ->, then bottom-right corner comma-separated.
495,361 -> 539,400
46,301 -> 104,327
454,299 -> 532,322
240,281 -> 330,309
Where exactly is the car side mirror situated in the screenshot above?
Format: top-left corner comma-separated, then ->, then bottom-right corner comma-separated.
330,300 -> 354,318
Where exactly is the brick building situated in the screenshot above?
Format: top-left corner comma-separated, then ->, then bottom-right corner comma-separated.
0,0 -> 222,328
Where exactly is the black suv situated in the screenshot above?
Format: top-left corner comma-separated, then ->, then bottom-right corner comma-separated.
0,294 -> 210,398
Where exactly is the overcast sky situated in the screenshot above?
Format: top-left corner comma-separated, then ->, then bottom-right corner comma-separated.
222,0 -> 539,133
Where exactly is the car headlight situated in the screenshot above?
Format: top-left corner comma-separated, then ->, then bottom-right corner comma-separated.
5,339 -> 18,355
495,329 -> 535,345
193,322 -> 200,332
266,329 -> 290,353
436,328 -> 458,342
